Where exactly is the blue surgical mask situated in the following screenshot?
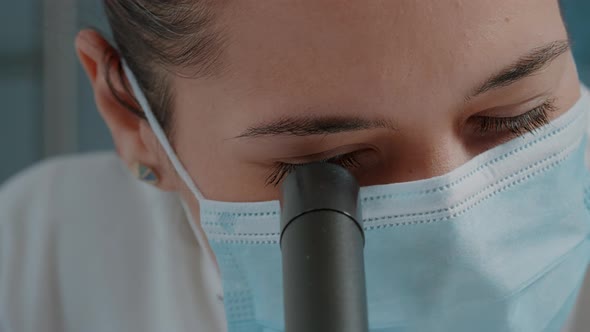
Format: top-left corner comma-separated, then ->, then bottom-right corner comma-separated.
123,63 -> 590,332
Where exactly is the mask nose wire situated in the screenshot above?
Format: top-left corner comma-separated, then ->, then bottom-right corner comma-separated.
121,61 -> 206,202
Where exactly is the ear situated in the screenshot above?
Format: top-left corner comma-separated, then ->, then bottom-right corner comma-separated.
75,29 -> 176,191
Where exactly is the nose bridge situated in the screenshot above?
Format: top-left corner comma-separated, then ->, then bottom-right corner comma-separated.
381,132 -> 471,183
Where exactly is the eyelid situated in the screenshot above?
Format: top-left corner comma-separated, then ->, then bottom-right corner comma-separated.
273,143 -> 375,165
474,93 -> 552,118
266,150 -> 368,187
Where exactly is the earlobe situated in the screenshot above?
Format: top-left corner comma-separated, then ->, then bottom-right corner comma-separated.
130,161 -> 160,186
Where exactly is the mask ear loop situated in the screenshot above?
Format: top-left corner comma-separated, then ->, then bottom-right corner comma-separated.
121,60 -> 206,203
122,60 -> 224,293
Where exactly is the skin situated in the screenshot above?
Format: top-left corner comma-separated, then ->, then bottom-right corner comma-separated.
76,0 -> 581,239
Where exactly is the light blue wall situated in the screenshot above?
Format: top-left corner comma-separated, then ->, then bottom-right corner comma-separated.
0,2 -> 589,184
0,0 -> 112,185
0,1 -> 42,185
77,0 -> 114,152
562,0 -> 590,83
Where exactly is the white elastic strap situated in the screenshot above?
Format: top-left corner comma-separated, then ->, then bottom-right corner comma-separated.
122,61 -> 205,202
180,199 -> 223,284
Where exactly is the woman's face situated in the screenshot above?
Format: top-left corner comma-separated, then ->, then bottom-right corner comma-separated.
155,0 -> 581,203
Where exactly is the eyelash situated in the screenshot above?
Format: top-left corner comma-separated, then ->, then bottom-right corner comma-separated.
471,99 -> 557,136
266,99 -> 558,186
266,153 -> 361,187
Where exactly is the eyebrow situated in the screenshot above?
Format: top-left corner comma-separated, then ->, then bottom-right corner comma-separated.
236,40 -> 571,139
468,39 -> 571,99
235,116 -> 395,138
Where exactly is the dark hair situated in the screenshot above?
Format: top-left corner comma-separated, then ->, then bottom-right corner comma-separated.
103,0 -> 227,136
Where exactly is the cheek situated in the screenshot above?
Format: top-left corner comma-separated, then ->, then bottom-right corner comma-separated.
358,133 -> 474,186
176,138 -> 280,202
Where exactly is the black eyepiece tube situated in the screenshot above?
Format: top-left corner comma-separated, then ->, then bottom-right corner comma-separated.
280,163 -> 369,332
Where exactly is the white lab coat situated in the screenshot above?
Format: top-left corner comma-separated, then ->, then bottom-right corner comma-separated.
0,151 -> 589,332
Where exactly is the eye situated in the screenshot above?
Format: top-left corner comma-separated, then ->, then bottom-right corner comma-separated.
266,153 -> 362,187
469,98 -> 557,136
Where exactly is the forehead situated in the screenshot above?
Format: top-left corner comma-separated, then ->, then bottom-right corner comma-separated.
219,0 -> 565,94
